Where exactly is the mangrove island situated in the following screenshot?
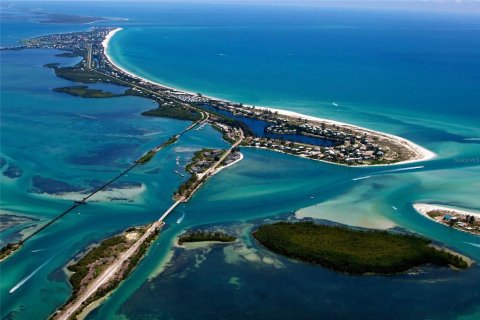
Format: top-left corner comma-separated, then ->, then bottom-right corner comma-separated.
253,221 -> 471,275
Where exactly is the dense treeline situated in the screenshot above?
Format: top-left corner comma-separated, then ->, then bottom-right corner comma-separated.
136,135 -> 178,165
54,86 -> 122,98
178,230 -> 236,244
253,222 -> 468,275
142,104 -> 201,122
54,66 -> 116,84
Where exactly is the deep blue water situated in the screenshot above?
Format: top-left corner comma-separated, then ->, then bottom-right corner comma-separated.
1,2 -> 480,320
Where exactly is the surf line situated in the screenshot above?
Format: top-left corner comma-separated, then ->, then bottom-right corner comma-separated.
9,256 -> 55,294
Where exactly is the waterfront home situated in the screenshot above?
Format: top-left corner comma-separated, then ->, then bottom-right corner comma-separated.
443,214 -> 458,223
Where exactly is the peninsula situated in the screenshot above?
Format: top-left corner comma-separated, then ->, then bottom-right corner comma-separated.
253,221 -> 471,275
5,27 -> 436,166
414,203 -> 480,235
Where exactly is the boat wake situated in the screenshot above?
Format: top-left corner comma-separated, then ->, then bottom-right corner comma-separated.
377,166 -> 425,174
9,256 -> 54,294
75,114 -> 98,120
391,206 -> 398,211
176,212 -> 185,224
352,175 -> 371,181
464,242 -> 480,248
143,131 -> 164,137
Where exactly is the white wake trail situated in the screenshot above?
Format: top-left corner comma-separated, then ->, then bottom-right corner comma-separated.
9,257 -> 54,294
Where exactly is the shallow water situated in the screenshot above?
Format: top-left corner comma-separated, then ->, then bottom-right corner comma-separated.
1,2 -> 480,320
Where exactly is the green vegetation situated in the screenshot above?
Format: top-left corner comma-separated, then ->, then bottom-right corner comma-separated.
368,159 -> 396,165
136,151 -> 156,165
54,66 -> 122,84
211,124 -> 235,143
185,149 -> 209,172
174,175 -> 200,200
65,226 -> 161,318
174,148 -> 225,200
55,51 -> 81,58
83,227 -> 160,307
178,230 -> 236,244
0,242 -> 22,261
44,63 -> 60,69
68,235 -> 127,294
54,86 -> 122,98
161,135 -> 179,148
136,136 -> 178,165
142,104 -> 201,122
253,222 -> 469,275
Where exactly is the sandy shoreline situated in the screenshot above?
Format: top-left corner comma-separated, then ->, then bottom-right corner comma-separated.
213,152 -> 244,174
414,203 -> 480,220
103,28 -> 435,165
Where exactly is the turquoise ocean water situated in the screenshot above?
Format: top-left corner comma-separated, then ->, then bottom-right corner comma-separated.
1,2 -> 480,319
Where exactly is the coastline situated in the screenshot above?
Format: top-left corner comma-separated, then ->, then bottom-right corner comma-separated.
213,152 -> 244,174
102,28 -> 435,166
414,203 -> 480,220
413,203 -> 480,236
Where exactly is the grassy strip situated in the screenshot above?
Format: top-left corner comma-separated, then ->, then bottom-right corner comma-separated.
67,235 -> 128,296
178,231 -> 236,244
54,86 -> 122,98
253,221 -> 469,275
64,227 -> 161,319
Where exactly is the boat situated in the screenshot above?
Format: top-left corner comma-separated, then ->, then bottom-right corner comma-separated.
176,156 -> 180,166
174,170 -> 185,177
332,102 -> 339,107
195,123 -> 207,131
176,212 -> 185,224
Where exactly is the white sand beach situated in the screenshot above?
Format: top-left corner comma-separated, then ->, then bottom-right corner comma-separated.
102,28 -> 435,165
414,203 -> 480,220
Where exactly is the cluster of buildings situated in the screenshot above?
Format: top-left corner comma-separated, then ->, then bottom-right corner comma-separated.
21,27 -> 114,53
442,214 -> 479,234
18,27 -> 406,166
187,149 -> 225,175
245,136 -> 386,164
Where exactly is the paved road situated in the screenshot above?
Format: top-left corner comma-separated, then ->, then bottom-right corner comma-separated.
56,130 -> 242,319
57,200 -> 182,320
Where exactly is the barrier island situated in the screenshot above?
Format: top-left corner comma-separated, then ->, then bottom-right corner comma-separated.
253,222 -> 471,275
52,225 -> 162,320
2,26 -> 436,166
